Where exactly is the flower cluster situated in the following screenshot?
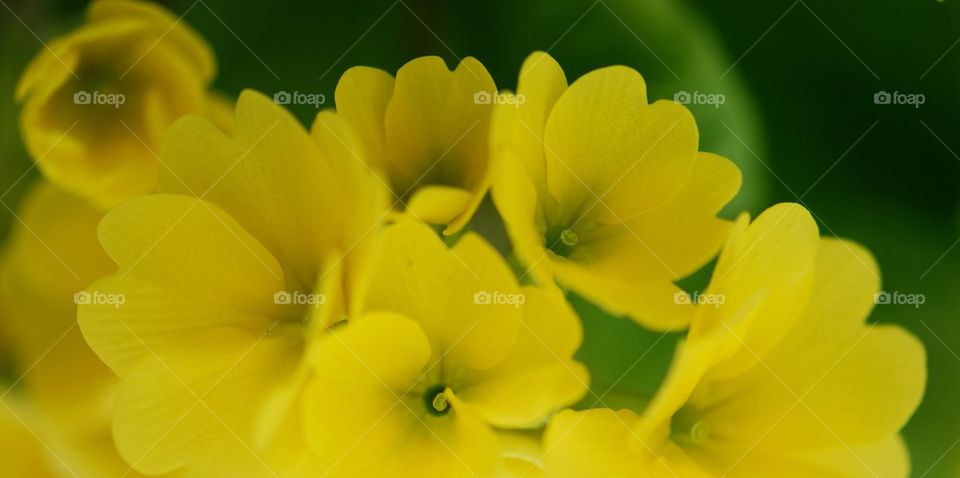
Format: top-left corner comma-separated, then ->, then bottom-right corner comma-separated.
0,1 -> 925,477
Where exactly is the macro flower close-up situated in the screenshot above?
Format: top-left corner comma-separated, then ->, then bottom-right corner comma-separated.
0,1 -> 956,477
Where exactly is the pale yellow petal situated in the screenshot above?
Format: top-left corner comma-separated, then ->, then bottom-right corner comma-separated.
335,65 -> 395,168
113,328 -> 300,476
458,286 -> 588,427
357,219 -> 522,370
78,194 -> 286,375
542,66 -> 698,221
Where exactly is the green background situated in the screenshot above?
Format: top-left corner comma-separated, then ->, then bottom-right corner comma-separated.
1,0 -> 957,476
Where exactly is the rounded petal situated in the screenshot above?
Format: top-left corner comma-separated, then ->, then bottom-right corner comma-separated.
303,313 -> 432,473
335,65 -> 395,167
113,328 -> 300,476
457,286 -> 588,427
357,219 -> 523,370
86,0 -> 215,81
406,185 -> 474,225
692,203 -> 819,379
159,91 -> 387,296
543,409 -> 649,478
383,56 -> 496,230
542,66 -> 698,220
491,51 -> 568,193
78,194 -> 286,375
16,1 -> 215,208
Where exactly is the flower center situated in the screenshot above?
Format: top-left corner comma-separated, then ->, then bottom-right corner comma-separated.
670,407 -> 711,446
423,384 -> 450,416
546,226 -> 579,257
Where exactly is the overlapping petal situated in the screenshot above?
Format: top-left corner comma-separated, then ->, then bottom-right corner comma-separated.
492,51 -> 741,330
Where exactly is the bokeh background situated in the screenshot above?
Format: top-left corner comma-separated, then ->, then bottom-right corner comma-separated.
1,0 -> 957,476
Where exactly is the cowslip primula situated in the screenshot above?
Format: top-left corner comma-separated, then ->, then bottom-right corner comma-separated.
299,219 -> 587,476
492,52 -> 741,331
77,91 -> 388,477
16,0 -> 227,208
542,204 -> 926,477
0,181 -> 156,477
335,56 -> 497,234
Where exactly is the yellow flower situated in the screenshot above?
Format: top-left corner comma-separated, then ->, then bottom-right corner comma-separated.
77,91 -> 389,477
16,0 -> 221,208
0,181 -> 156,477
542,204 -> 926,477
491,52 -> 741,331
335,56 -> 497,234
299,219 -> 587,476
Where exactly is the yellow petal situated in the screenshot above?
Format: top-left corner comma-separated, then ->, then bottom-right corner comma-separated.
584,152 -> 741,281
551,258 -> 696,331
78,194 -> 286,375
303,313 -> 499,476
542,66 -> 698,221
302,313 -> 432,473
701,325 -> 924,452
86,0 -> 215,81
112,328 -> 300,476
335,65 -> 395,167
543,409 -> 650,477
692,202 -> 819,379
357,219 -> 523,370
382,56 -> 496,230
701,241 -> 925,450
16,3 -> 215,208
491,51 -> 567,193
406,185 -> 474,225
705,436 -> 910,478
457,286 -> 588,427
0,182 -> 116,429
491,149 -> 553,283
159,91 -> 361,293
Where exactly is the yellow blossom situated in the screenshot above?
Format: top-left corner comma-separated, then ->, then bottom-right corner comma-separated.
0,181 -> 159,477
299,219 -> 587,476
77,91 -> 389,477
542,204 -> 926,477
491,51 -> 741,331
16,0 -> 223,208
335,56 -> 497,234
